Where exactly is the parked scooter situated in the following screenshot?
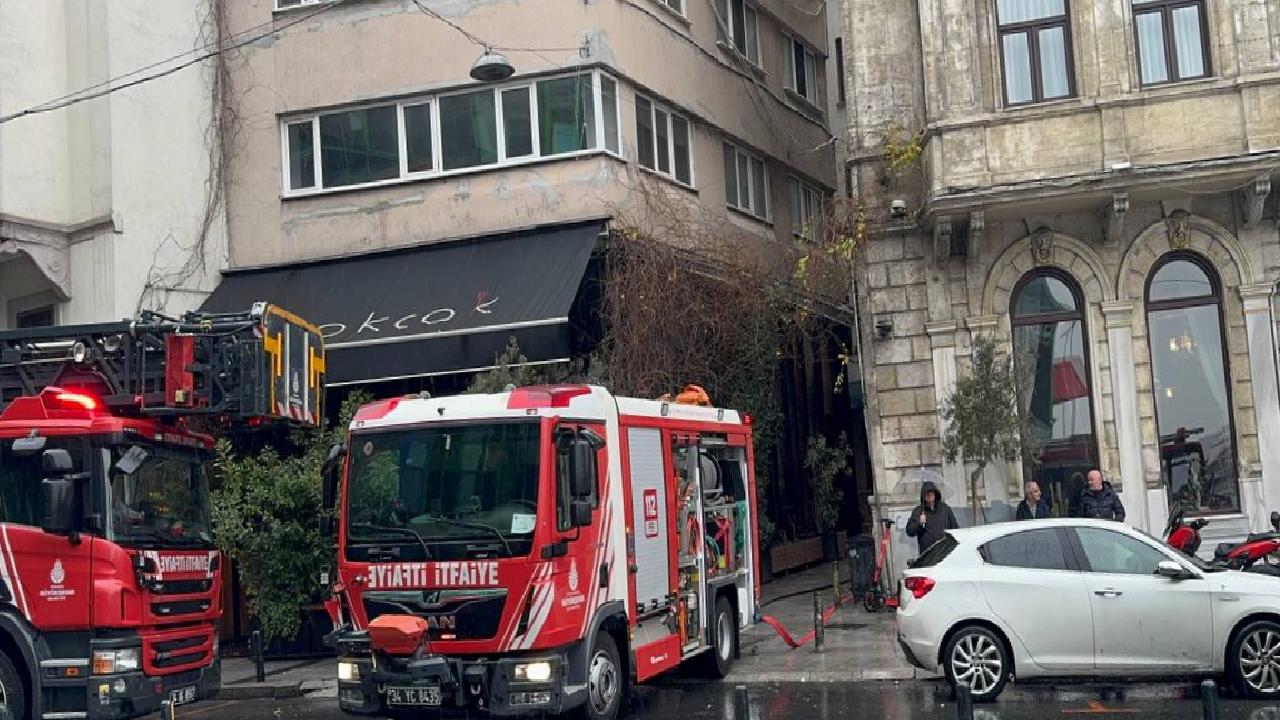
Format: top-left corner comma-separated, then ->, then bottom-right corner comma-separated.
863,519 -> 900,613
1165,509 -> 1280,576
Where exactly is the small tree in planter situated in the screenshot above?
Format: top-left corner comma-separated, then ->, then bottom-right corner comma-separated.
804,433 -> 851,560
939,334 -> 1039,525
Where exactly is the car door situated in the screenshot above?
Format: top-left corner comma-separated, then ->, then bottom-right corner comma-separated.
978,527 -> 1095,671
1072,526 -> 1214,672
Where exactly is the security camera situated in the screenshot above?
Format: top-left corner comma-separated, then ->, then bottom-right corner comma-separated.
890,199 -> 908,218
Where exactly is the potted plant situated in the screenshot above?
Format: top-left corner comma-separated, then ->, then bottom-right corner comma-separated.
805,434 -> 851,562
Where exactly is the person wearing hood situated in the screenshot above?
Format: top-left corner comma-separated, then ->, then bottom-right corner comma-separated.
905,481 -> 959,553
1078,469 -> 1125,521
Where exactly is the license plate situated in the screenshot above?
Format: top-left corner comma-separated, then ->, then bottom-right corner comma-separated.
168,686 -> 197,706
387,686 -> 442,706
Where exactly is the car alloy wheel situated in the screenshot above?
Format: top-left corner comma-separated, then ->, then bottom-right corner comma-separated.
1240,626 -> 1280,695
947,629 -> 1007,700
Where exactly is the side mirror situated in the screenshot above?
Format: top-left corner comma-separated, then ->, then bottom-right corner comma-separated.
570,499 -> 593,528
12,433 -> 46,456
569,440 -> 595,498
320,443 -> 346,540
41,477 -> 76,536
1156,560 -> 1191,580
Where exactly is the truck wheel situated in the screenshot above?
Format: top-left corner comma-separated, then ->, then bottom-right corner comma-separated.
0,651 -> 25,720
703,595 -> 737,679
575,631 -> 623,720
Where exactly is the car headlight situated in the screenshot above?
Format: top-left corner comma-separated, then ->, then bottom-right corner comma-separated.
92,649 -> 140,675
514,661 -> 552,683
338,661 -> 360,681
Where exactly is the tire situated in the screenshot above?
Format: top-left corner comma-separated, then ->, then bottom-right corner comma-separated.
863,589 -> 883,613
572,631 -> 624,720
0,651 -> 25,720
702,595 -> 738,679
1229,619 -> 1280,699
943,625 -> 1010,703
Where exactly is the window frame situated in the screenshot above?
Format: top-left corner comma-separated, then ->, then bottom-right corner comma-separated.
995,0 -> 1076,107
655,0 -> 685,17
274,0 -> 327,10
723,142 -> 770,222
635,94 -> 695,188
788,175 -> 822,240
1131,0 -> 1212,87
715,0 -> 762,66
1009,269 -> 1101,512
281,70 -> 623,196
1143,251 -> 1240,515
782,33 -> 820,105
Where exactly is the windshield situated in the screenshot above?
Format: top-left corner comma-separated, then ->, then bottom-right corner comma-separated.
346,422 -> 541,561
108,444 -> 212,549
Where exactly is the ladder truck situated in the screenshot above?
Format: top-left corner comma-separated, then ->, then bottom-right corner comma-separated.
0,303 -> 325,720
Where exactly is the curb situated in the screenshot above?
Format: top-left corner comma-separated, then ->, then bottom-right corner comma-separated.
700,673 -> 1204,702
218,681 -> 303,700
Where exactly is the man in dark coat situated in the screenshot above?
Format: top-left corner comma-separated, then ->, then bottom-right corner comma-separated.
1015,480 -> 1051,520
905,481 -> 959,553
1079,469 -> 1125,521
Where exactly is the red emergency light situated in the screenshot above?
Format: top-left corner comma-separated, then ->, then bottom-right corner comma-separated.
506,385 -> 591,410
50,390 -> 101,412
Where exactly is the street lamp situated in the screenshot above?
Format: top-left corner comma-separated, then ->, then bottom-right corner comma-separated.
470,48 -> 514,82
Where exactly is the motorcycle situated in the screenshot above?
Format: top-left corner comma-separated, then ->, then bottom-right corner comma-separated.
1165,508 -> 1280,577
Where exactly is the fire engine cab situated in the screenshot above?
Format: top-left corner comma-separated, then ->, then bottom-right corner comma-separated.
0,303 -> 324,720
325,385 -> 759,720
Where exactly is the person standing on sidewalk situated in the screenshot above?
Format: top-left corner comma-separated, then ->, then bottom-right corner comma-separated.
1079,469 -> 1125,521
1015,481 -> 1051,520
905,481 -> 959,553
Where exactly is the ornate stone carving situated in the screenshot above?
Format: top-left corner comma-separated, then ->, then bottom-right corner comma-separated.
1165,209 -> 1192,250
1029,227 -> 1054,265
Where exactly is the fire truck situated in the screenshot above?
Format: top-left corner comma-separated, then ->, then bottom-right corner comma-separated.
324,385 -> 760,720
0,303 -> 325,720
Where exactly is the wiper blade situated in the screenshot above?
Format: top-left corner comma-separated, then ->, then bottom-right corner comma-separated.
349,523 -> 433,560
420,516 -> 512,556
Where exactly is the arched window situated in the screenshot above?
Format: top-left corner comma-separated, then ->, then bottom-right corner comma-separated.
1145,253 -> 1238,514
1011,271 -> 1098,517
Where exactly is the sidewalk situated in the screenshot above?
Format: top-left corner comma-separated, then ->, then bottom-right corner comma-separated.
727,564 -> 938,684
220,656 -> 336,699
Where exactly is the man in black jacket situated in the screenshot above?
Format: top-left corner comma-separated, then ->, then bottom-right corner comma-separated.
1079,470 -> 1125,521
1015,480 -> 1051,520
905,481 -> 959,553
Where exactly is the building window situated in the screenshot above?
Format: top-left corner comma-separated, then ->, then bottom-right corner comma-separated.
835,37 -> 846,105
282,71 -> 620,194
276,0 -> 326,9
788,176 -> 821,239
714,0 -> 760,65
656,0 -> 684,15
1133,0 -> 1210,85
15,306 -> 54,328
1145,253 -> 1238,514
1010,270 -> 1098,518
996,0 -> 1074,106
635,96 -> 693,187
723,142 -> 769,221
782,34 -> 818,104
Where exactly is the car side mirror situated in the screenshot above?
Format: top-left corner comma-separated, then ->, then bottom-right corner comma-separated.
1156,560 -> 1191,580
41,477 -> 76,536
569,439 -> 595,499
570,499 -> 593,528
320,443 -> 346,539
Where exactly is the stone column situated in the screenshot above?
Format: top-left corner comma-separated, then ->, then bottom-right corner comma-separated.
927,320 -> 964,500
1102,300 -> 1149,531
1240,284 -> 1280,531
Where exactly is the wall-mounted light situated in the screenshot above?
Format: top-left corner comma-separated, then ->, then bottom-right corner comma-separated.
875,318 -> 893,339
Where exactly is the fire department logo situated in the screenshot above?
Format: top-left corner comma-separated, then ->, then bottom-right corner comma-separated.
568,560 -> 579,593
50,560 -> 65,585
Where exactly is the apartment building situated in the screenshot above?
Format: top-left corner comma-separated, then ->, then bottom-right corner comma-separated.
841,0 -> 1280,555
202,0 -> 836,390
0,1 -> 225,328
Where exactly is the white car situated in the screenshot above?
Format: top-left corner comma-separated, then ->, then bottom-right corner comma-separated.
896,518 -> 1280,702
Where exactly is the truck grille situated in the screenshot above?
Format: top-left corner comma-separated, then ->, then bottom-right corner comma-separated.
152,599 -> 212,617
152,579 -> 213,595
362,589 -> 507,641
144,628 -> 213,675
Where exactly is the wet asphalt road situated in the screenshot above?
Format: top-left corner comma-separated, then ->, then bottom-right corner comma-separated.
158,683 -> 1280,720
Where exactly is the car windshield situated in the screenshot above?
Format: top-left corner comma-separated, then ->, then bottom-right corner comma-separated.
108,443 -> 212,549
1137,528 -> 1224,573
346,422 -> 541,561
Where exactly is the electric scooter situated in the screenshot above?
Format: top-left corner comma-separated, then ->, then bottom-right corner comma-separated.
863,518 -> 900,613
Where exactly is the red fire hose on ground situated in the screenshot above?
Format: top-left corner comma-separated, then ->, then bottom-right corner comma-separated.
759,587 -> 854,649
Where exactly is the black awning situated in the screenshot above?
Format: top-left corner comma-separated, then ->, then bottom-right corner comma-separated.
201,221 -> 602,385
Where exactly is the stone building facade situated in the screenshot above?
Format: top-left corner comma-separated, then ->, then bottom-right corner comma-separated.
840,0 -> 1280,561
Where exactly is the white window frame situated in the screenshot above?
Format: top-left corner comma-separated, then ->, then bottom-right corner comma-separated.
654,0 -> 685,18
280,70 -> 623,197
789,175 -> 822,240
274,0 -> 328,11
782,33 -> 819,104
714,0 -> 761,66
635,95 -> 695,188
723,142 -> 770,222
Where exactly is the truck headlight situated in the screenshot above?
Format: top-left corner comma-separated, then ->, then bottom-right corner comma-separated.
514,661 -> 552,682
92,649 -> 140,675
338,661 -> 360,681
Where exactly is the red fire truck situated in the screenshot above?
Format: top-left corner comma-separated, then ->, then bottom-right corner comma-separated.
324,385 -> 760,720
0,303 -> 324,720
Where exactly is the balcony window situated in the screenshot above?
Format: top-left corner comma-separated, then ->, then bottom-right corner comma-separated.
723,142 -> 769,221
636,96 -> 693,187
714,0 -> 760,65
1133,0 -> 1210,85
782,34 -> 818,104
788,176 -> 822,239
996,0 -> 1074,105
